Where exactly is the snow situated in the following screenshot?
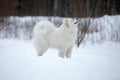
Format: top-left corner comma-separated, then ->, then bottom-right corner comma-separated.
0,15 -> 120,80
0,15 -> 120,43
82,15 -> 120,44
0,39 -> 120,80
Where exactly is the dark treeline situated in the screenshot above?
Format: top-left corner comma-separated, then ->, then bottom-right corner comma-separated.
0,0 -> 120,17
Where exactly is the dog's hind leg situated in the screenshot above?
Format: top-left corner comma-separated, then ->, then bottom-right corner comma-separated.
36,47 -> 48,56
34,39 -> 48,56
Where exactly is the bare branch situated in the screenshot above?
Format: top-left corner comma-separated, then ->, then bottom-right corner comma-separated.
76,18 -> 94,47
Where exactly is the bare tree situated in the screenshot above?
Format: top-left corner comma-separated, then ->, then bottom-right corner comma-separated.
75,18 -> 94,47
73,0 -> 95,47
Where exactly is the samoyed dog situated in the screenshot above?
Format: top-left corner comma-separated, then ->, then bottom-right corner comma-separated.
33,19 -> 77,58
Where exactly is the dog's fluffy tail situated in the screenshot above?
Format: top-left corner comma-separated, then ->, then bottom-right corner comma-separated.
33,21 -> 56,37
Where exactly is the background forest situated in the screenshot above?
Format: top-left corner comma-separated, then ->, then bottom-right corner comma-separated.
0,0 -> 120,44
0,0 -> 120,17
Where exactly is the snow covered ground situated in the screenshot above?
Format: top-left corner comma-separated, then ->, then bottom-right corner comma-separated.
0,39 -> 120,80
0,15 -> 120,80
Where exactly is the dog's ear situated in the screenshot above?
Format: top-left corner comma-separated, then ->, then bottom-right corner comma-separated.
64,19 -> 69,27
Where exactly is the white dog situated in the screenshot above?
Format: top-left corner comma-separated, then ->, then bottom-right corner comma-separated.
33,19 -> 77,58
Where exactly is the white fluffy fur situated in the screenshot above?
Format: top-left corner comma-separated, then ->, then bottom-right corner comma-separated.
33,19 -> 77,58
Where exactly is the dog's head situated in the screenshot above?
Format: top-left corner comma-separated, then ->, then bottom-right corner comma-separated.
61,19 -> 78,37
63,19 -> 78,28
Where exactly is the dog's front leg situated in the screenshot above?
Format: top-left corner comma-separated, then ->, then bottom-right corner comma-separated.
66,47 -> 73,58
58,48 -> 66,58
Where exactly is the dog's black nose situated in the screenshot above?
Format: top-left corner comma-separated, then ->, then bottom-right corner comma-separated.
74,22 -> 78,24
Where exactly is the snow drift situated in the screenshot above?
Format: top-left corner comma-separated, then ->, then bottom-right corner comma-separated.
0,15 -> 120,44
